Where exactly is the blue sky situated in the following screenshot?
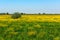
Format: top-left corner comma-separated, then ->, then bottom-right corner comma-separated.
0,0 -> 60,13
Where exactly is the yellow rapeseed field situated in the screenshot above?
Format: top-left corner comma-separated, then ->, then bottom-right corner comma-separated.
0,15 -> 60,22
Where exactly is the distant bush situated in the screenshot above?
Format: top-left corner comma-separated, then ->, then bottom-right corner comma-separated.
11,12 -> 21,19
38,13 -> 41,15
21,13 -> 24,15
6,12 -> 9,15
43,13 -> 45,14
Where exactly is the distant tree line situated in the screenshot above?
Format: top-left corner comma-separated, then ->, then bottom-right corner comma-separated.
0,12 -> 9,15
0,12 -> 60,19
0,12 -> 60,15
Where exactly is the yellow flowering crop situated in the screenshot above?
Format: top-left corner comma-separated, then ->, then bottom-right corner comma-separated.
0,15 -> 60,22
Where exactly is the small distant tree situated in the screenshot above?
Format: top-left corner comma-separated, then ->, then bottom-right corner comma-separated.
11,12 -> 21,19
21,13 -> 24,15
6,12 -> 9,15
43,13 -> 45,14
38,13 -> 41,15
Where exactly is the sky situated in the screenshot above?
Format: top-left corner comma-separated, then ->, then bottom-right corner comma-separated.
0,0 -> 60,13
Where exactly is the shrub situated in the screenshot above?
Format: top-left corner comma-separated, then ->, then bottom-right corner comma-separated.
6,12 -> 9,15
21,13 -> 24,15
11,12 -> 21,19
43,13 -> 45,14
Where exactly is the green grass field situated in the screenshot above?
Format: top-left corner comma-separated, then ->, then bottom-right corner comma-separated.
0,20 -> 60,40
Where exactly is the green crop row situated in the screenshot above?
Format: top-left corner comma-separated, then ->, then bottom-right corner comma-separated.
0,21 -> 60,40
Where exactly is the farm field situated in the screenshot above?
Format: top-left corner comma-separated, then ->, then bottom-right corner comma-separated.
0,15 -> 60,40
1,15 -> 60,22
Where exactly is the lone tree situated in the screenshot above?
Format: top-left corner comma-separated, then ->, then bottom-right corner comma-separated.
21,13 -> 24,15
6,12 -> 9,15
11,12 -> 21,19
43,13 -> 45,14
38,13 -> 41,15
